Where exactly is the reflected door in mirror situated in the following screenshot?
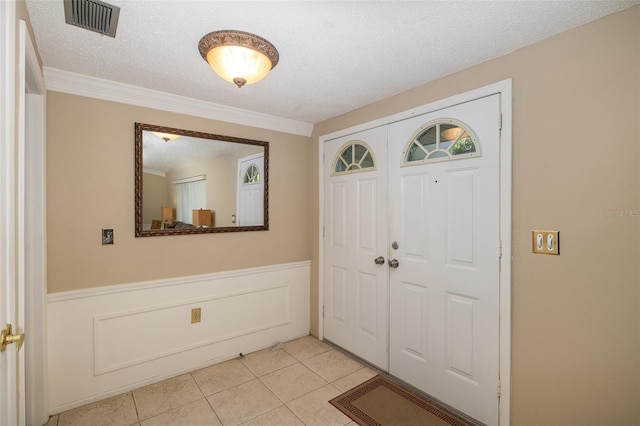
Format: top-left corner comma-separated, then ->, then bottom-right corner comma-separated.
237,153 -> 264,226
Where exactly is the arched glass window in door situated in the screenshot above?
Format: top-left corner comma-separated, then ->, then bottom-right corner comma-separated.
243,164 -> 260,184
332,140 -> 376,175
403,119 -> 480,165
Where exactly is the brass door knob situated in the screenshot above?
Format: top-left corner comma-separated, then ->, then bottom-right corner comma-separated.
0,324 -> 24,352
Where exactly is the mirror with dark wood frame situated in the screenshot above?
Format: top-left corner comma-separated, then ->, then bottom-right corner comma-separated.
135,122 -> 269,237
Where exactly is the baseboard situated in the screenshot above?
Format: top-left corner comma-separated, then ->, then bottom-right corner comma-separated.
47,261 -> 310,414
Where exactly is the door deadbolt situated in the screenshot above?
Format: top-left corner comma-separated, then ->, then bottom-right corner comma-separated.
0,324 -> 24,352
388,259 -> 399,268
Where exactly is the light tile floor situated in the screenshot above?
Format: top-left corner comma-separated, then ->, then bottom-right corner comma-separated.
45,336 -> 378,426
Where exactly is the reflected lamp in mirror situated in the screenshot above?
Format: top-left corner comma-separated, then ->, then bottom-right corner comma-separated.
440,127 -> 469,141
153,132 -> 181,142
193,209 -> 213,227
161,206 -> 175,228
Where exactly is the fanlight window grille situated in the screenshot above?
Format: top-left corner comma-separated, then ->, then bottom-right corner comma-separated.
332,141 -> 376,175
403,120 -> 480,165
243,164 -> 260,184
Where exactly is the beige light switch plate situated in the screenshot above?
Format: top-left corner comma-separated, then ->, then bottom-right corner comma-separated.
532,230 -> 559,255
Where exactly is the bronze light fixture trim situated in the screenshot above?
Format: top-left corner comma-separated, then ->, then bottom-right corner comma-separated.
198,30 -> 280,88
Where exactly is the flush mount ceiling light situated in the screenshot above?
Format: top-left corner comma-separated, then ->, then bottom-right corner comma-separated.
198,30 -> 279,88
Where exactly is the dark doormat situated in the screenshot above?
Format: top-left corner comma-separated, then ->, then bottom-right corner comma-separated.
329,375 -> 472,426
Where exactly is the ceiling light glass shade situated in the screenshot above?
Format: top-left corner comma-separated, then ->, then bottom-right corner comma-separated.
152,131 -> 180,142
206,45 -> 272,87
199,30 -> 279,88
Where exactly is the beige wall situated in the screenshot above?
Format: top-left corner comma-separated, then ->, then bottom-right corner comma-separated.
311,6 -> 640,426
47,92 -> 312,293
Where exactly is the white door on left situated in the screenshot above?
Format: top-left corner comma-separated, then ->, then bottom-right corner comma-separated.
323,126 -> 389,370
1,2 -> 26,425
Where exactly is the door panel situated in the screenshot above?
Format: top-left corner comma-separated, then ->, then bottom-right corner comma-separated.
446,169 -> 477,265
356,272 -> 377,337
398,281 -> 429,361
357,179 -> 377,251
330,183 -> 348,247
323,126 -> 388,370
329,266 -> 348,325
446,292 -> 478,382
399,173 -> 431,259
388,94 -> 501,425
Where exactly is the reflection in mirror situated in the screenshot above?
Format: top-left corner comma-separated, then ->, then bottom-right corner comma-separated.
135,123 -> 269,237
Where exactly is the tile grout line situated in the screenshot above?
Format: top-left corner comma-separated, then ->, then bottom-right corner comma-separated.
189,369 -> 226,426
131,391 -> 142,425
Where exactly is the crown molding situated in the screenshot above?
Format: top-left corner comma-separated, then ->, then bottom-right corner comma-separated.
43,67 -> 313,137
142,168 -> 166,177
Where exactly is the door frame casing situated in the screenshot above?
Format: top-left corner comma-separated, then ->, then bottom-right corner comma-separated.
19,20 -> 49,426
318,79 -> 512,425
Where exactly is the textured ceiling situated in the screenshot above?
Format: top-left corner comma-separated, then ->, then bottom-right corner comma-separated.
143,132 -> 245,173
25,0 -> 639,125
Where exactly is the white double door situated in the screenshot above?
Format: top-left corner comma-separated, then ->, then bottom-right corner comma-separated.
323,94 -> 501,425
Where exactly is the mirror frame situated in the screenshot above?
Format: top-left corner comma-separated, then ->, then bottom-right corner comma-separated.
135,122 -> 269,237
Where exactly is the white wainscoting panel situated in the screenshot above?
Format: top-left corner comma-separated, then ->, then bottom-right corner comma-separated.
47,261 -> 310,414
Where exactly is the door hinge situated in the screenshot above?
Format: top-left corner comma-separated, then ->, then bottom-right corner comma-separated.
498,113 -> 503,132
322,225 -> 325,238
322,305 -> 325,318
497,379 -> 501,398
497,240 -> 502,258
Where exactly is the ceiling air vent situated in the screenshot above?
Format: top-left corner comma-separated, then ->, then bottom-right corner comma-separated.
64,0 -> 120,38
